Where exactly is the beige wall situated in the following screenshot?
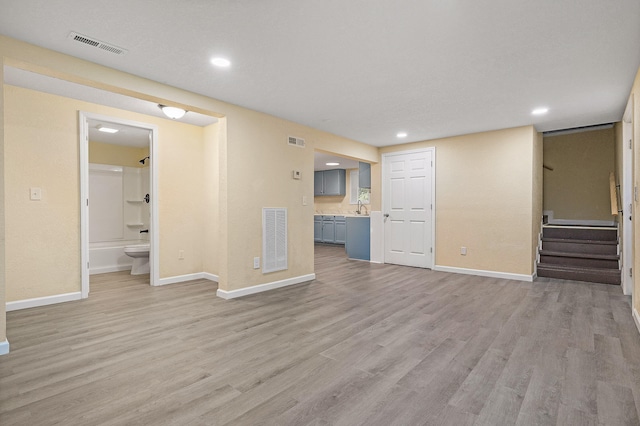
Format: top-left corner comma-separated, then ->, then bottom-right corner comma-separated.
203,122 -> 221,276
89,141 -> 148,168
543,128 -> 616,222
381,126 -> 538,276
4,84 -> 210,301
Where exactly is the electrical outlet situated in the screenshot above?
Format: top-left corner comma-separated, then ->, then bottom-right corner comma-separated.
460,247 -> 467,256
253,257 -> 260,269
30,187 -> 42,200
178,250 -> 184,260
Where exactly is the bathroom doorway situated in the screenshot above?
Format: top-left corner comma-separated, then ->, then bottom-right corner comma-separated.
79,112 -> 159,297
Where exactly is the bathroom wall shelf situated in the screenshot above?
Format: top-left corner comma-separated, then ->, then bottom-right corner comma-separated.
126,223 -> 145,227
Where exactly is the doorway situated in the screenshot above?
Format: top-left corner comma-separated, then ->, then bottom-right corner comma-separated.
79,112 -> 159,297
382,148 -> 435,268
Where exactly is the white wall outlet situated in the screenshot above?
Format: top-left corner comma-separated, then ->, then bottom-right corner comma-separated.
460,247 -> 467,256
253,257 -> 260,269
30,187 -> 42,201
178,250 -> 185,260
302,195 -> 308,206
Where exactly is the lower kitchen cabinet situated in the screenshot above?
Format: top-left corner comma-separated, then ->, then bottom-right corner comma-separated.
315,215 -> 346,245
314,216 -> 322,242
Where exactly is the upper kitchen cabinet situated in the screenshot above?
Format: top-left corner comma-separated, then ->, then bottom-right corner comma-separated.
358,162 -> 371,188
314,169 -> 346,196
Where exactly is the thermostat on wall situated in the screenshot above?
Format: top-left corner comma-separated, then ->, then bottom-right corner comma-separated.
292,170 -> 301,180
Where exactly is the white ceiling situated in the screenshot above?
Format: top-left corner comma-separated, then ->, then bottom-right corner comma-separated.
1,1 -> 639,147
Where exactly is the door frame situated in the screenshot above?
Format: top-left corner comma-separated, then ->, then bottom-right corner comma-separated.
79,111 -> 160,297
381,147 -> 436,268
622,96 -> 634,296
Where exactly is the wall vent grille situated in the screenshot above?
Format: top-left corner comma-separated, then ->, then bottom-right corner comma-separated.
68,32 -> 128,56
263,208 -> 288,273
288,136 -> 305,148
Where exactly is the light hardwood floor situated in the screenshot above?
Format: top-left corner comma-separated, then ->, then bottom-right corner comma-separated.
1,244 -> 640,425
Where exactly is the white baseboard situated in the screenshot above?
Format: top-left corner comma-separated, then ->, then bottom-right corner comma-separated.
6,292 -> 82,312
0,339 -> 9,356
202,273 -> 219,282
90,265 -> 131,275
217,273 -> 316,300
156,272 -> 218,286
433,265 -> 534,282
633,308 -> 640,335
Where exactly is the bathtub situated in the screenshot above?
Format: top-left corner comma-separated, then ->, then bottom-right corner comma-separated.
89,239 -> 148,275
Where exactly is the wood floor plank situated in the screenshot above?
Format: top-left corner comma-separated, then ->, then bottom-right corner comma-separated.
1,243 -> 639,425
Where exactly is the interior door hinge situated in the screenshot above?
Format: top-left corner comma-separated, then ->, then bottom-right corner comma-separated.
630,139 -> 633,149
430,247 -> 433,253
630,268 -> 633,278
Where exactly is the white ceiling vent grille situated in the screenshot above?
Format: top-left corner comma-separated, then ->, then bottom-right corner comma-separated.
288,136 -> 305,148
68,32 -> 128,56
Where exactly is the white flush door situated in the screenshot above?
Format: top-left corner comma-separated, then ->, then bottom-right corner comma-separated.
383,149 -> 434,268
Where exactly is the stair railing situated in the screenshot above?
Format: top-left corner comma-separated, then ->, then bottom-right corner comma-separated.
610,172 -> 622,217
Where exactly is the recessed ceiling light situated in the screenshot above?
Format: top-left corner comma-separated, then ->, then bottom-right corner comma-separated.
532,107 -> 549,115
397,132 -> 408,138
326,162 -> 340,166
211,57 -> 231,67
97,125 -> 119,133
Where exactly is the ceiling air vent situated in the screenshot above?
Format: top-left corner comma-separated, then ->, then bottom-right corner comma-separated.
68,32 -> 128,56
288,136 -> 305,148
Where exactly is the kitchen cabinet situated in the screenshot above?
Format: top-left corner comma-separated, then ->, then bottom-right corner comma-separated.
346,216 -> 370,260
315,215 -> 346,244
334,216 -> 346,244
322,216 -> 335,242
314,216 -> 322,242
358,162 -> 371,189
314,169 -> 346,196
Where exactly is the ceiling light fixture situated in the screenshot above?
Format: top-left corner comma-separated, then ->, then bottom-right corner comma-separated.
97,125 -> 119,133
211,57 -> 231,67
159,104 -> 187,120
397,132 -> 408,138
532,107 -> 549,115
326,162 -> 340,166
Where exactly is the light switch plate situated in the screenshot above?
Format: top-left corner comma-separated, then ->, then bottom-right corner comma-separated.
253,257 -> 260,269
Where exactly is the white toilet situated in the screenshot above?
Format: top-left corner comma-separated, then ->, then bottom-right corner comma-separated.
124,243 -> 150,275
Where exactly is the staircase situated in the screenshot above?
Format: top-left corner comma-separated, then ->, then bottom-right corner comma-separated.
537,225 -> 621,285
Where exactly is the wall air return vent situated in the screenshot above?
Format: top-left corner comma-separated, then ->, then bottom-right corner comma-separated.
263,208 -> 287,273
68,32 -> 128,56
288,136 -> 305,148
